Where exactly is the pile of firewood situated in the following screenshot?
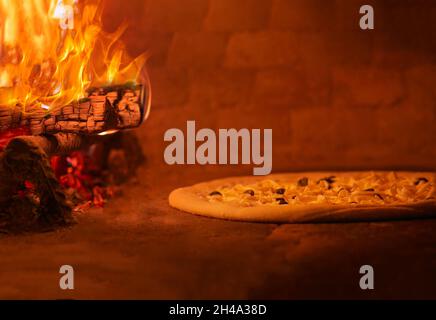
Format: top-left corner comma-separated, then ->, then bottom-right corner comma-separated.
0,83 -> 147,233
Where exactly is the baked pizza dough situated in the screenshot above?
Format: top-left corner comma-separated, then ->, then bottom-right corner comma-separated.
169,171 -> 436,223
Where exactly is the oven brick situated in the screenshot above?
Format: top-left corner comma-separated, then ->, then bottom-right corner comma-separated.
404,65 -> 436,109
103,0 -> 145,31
333,0 -> 379,32
332,67 -> 405,108
182,103 -> 220,130
217,104 -> 291,132
225,32 -> 299,68
188,70 -> 255,107
376,105 -> 436,167
291,32 -> 332,71
270,0 -> 335,31
205,0 -> 272,31
326,30 -> 375,66
168,32 -> 228,68
253,69 -> 331,108
225,31 -> 332,71
123,32 -> 173,68
217,104 -> 291,170
147,67 -> 190,107
140,103 -> 220,167
378,2 -> 436,33
142,0 -> 209,32
137,107 -> 188,166
372,31 -> 436,69
289,107 -> 380,168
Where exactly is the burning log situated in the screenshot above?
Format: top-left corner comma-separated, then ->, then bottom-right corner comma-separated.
0,135 -> 73,229
0,0 -> 150,232
0,82 -> 148,232
0,83 -> 146,135
6,133 -> 93,156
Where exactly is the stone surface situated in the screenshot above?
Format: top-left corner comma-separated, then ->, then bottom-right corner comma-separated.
205,0 -> 272,31
270,0 -> 335,31
96,0 -> 436,171
225,32 -> 299,68
0,168 -> 436,299
168,32 -> 228,68
106,0 -> 436,171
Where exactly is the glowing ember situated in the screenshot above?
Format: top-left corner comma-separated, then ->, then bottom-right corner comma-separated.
0,126 -> 30,150
51,151 -> 117,209
0,0 -> 146,111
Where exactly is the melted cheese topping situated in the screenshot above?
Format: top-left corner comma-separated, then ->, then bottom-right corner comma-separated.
205,172 -> 435,207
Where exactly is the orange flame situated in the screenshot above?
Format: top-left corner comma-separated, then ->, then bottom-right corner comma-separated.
0,0 -> 147,112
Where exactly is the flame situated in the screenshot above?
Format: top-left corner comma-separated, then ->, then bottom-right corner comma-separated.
0,0 -> 147,112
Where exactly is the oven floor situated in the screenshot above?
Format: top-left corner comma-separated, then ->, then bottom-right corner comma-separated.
1,167 -> 436,299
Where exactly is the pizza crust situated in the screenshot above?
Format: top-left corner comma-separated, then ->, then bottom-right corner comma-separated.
168,172 -> 436,223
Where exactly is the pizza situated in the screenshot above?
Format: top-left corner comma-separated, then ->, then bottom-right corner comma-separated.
168,171 -> 436,223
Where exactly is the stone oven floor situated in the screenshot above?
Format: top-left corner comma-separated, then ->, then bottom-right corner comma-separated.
1,167 -> 436,299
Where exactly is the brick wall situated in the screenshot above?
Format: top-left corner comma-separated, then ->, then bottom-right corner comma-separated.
104,0 -> 436,177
